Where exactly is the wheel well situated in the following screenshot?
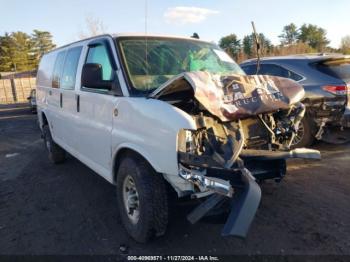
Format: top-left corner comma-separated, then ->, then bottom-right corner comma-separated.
113,147 -> 178,200
41,112 -> 48,127
113,148 -> 147,183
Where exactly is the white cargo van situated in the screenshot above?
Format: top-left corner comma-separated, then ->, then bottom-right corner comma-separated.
36,34 -> 320,242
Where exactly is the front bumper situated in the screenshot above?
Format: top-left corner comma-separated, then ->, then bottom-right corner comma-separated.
179,148 -> 321,238
186,167 -> 261,238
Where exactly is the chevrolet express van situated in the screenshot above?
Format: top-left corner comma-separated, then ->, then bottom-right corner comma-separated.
36,34 -> 320,242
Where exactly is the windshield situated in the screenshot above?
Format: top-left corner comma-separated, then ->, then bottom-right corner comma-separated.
118,37 -> 245,95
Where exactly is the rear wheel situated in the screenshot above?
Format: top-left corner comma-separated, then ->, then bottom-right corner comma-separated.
291,116 -> 315,148
43,125 -> 66,164
116,154 -> 168,243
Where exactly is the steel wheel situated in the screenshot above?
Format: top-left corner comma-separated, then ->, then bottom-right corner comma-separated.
116,154 -> 169,242
122,175 -> 140,224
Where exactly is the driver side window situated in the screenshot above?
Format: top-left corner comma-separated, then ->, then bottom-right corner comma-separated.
86,45 -> 113,81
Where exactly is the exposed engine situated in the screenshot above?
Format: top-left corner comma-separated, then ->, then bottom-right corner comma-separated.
150,71 -> 319,187
177,102 -> 306,170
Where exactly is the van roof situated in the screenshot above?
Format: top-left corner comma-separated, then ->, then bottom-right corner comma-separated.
44,33 -> 212,55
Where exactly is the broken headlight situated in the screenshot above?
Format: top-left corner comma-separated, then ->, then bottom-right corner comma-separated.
178,129 -> 197,154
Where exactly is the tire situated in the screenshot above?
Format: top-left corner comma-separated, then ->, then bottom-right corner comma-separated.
116,154 -> 168,243
42,125 -> 66,164
291,116 -> 315,148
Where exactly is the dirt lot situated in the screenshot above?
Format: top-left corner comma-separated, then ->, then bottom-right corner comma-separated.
0,104 -> 349,257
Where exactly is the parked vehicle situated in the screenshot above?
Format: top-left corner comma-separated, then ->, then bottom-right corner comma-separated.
27,89 -> 37,113
36,34 -> 320,243
240,55 -> 350,147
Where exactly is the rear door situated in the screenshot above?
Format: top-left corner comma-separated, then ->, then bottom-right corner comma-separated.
46,50 -> 66,142
58,45 -> 83,151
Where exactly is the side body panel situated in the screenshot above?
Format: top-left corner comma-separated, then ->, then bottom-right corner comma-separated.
111,97 -> 196,189
36,51 -> 57,130
74,90 -> 116,181
55,43 -> 85,152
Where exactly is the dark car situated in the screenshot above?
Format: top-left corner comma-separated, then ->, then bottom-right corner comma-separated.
240,54 -> 350,147
27,89 -> 37,113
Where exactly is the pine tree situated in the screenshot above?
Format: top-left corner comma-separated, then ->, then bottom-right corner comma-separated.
0,33 -> 17,71
10,31 -> 33,71
31,30 -> 56,68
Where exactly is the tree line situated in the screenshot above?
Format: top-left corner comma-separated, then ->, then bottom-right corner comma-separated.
1,23 -> 350,73
0,30 -> 55,72
219,23 -> 350,62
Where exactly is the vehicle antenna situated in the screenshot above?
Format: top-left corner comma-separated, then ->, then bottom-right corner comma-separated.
251,21 -> 261,75
145,0 -> 149,89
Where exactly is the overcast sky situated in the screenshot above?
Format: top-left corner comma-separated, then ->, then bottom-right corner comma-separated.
1,0 -> 349,48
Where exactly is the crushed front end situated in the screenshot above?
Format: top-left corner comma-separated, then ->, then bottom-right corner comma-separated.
159,72 -> 322,238
177,111 -> 320,237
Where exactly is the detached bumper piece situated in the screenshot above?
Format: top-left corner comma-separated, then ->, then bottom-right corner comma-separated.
179,147 -> 320,238
221,169 -> 261,238
181,165 -> 261,238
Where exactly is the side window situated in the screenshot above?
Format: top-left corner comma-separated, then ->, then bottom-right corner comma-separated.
241,65 -> 257,75
259,64 -> 303,81
86,44 -> 113,81
259,64 -> 286,76
288,70 -> 303,81
60,46 -> 83,90
52,51 -> 66,88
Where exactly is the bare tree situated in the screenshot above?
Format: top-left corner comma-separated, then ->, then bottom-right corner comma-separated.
79,16 -> 107,39
340,35 -> 350,54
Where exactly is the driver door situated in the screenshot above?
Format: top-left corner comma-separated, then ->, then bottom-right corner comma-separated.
75,38 -> 120,181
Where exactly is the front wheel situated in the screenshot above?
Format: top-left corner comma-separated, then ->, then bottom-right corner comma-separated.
116,154 -> 168,243
291,116 -> 315,148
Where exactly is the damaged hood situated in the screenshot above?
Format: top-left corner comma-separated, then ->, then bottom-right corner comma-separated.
150,71 -> 305,121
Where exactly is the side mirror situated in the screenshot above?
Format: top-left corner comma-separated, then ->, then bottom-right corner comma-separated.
81,63 -> 112,90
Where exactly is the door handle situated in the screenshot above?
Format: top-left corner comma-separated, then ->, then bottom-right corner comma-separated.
60,93 -> 63,108
76,94 -> 80,112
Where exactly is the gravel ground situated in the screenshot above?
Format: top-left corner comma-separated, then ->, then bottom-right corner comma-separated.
0,104 -> 349,258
